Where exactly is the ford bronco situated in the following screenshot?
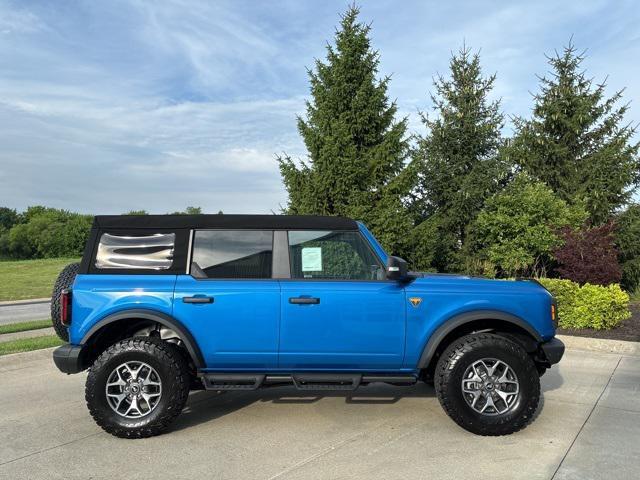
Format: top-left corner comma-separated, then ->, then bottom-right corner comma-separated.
51,214 -> 564,438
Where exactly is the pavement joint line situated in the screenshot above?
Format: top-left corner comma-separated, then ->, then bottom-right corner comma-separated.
266,424 -> 380,480
367,423 -> 423,456
0,432 -> 102,468
550,355 -> 623,480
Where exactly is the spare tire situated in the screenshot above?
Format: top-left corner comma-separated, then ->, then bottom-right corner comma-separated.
51,262 -> 80,342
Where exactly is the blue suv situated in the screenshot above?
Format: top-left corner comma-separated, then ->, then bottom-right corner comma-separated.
51,214 -> 564,438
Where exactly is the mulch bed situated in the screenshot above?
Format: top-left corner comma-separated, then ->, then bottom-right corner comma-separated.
557,302 -> 640,342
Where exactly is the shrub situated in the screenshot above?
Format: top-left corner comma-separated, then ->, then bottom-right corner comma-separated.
553,223 -> 621,286
4,207 -> 92,259
465,175 -> 587,277
616,204 -> 640,292
539,278 -> 631,330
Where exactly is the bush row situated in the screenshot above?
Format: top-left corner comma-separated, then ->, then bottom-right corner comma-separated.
539,278 -> 631,330
0,207 -> 92,259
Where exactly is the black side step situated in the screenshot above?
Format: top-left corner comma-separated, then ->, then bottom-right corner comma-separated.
202,374 -> 265,391
292,374 -> 362,391
199,373 -> 419,391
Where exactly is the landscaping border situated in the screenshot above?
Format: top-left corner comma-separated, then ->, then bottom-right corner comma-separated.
557,334 -> 640,356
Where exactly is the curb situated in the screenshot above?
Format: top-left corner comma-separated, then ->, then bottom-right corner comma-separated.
0,298 -> 50,307
0,327 -> 56,343
557,334 -> 640,356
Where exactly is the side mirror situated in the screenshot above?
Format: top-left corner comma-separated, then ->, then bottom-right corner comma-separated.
386,256 -> 409,281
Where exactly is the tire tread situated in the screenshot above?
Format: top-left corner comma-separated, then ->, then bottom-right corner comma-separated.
50,262 -> 80,342
434,333 -> 540,436
85,337 -> 190,439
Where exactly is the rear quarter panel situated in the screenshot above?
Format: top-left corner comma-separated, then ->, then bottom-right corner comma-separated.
69,274 -> 177,344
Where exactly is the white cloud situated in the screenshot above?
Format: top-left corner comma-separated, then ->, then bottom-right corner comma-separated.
0,0 -> 639,213
0,1 -> 45,35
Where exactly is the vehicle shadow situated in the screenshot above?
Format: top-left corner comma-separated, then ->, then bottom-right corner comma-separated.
541,365 -> 564,393
529,365 -> 564,422
172,370 -> 560,433
171,382 -> 435,432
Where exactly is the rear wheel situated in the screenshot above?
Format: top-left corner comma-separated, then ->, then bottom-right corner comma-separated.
434,333 -> 540,436
86,337 -> 190,438
50,262 -> 80,341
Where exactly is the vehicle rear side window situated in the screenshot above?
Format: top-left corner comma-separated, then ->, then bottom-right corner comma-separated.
288,230 -> 384,280
192,230 -> 273,279
95,233 -> 176,270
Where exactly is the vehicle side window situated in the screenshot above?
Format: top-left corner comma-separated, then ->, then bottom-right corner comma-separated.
192,230 -> 273,279
95,233 -> 175,270
288,230 -> 384,280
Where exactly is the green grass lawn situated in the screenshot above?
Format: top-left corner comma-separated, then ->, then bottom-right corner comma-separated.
0,319 -> 52,335
0,335 -> 63,356
0,257 -> 79,301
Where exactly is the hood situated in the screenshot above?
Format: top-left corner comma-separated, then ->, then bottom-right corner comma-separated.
407,273 -> 551,296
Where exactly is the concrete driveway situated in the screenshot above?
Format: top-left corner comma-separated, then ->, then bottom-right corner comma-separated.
0,347 -> 638,480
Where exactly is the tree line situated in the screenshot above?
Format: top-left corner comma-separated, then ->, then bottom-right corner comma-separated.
1,5 -> 638,294
278,5 -> 640,292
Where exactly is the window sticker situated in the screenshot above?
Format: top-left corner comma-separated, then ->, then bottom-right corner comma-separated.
301,247 -> 322,271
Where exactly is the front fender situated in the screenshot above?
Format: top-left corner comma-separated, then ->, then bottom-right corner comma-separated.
415,309 -> 543,368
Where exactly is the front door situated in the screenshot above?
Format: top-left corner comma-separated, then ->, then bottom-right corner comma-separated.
279,230 -> 405,370
173,229 -> 279,370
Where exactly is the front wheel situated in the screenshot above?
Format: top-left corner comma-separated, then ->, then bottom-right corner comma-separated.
85,337 -> 190,438
434,333 -> 540,436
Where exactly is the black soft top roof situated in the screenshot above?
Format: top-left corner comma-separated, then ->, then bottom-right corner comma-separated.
93,214 -> 358,231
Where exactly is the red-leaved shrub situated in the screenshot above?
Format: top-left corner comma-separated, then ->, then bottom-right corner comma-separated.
553,223 -> 622,286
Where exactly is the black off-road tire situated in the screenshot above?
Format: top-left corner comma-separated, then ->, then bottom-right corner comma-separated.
86,337 -> 190,439
434,333 -> 540,436
50,262 -> 80,341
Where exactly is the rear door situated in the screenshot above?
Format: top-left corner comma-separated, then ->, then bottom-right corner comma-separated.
173,230 -> 280,370
278,230 -> 405,370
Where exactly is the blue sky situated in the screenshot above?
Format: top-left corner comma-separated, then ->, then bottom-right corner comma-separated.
1,0 -> 638,214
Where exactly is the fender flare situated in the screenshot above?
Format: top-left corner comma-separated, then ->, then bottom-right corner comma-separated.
417,310 -> 542,369
81,309 -> 205,369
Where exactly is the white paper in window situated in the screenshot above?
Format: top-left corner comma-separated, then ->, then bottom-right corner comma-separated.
301,247 -> 322,271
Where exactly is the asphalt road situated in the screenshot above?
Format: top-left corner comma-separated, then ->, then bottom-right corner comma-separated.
0,301 -> 50,325
1,347 -> 638,480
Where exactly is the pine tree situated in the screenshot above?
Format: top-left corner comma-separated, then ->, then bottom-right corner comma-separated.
278,5 -> 412,255
512,42 -> 640,224
409,46 -> 509,271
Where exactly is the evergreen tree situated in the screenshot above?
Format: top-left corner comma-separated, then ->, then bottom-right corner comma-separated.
278,5 -> 412,255
512,42 -> 640,224
409,46 -> 509,271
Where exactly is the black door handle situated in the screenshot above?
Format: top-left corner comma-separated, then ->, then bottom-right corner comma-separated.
289,297 -> 320,305
183,296 -> 214,304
